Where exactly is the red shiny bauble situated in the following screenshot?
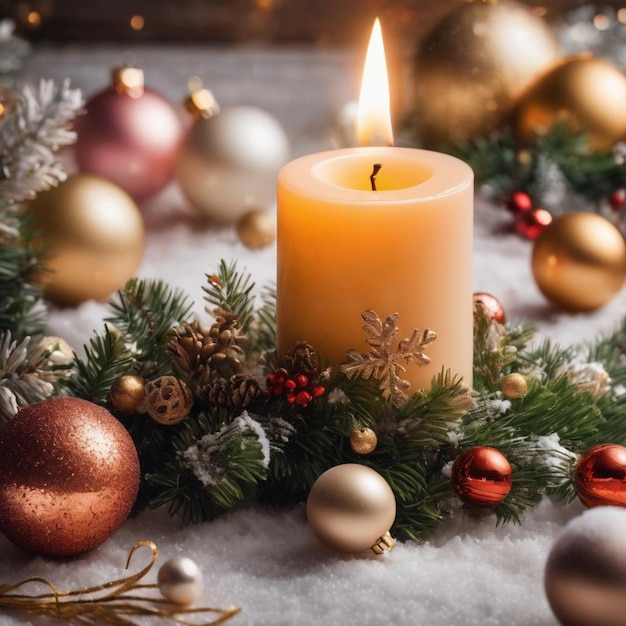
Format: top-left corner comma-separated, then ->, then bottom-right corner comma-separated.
514,207 -> 553,240
575,444 -> 626,508
506,190 -> 533,214
473,292 -> 506,324
451,446 -> 513,507
74,83 -> 183,202
0,397 -> 140,557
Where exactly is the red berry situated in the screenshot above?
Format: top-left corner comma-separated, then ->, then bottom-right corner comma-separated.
507,191 -> 533,214
296,390 -> 313,406
293,374 -> 309,388
610,189 -> 626,211
514,208 -> 552,240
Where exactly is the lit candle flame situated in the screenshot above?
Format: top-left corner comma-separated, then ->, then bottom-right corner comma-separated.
357,18 -> 393,147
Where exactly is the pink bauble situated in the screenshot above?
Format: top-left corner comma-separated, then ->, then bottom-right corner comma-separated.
75,87 -> 183,202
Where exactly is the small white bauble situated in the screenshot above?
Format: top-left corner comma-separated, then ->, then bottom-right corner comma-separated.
177,105 -> 290,223
157,556 -> 204,605
545,506 -> 626,626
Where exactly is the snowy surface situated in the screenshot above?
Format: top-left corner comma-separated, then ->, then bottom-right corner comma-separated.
3,43 -> 626,625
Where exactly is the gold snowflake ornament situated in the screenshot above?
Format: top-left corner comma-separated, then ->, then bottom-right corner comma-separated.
340,310 -> 437,407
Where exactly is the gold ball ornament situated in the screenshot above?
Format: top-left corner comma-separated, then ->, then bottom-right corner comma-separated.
0,397 -> 140,557
25,173 -> 145,306
144,376 -> 194,425
545,507 -> 626,626
532,212 -> 626,312
110,374 -> 147,414
349,427 -> 378,455
236,209 -> 276,250
515,55 -> 626,151
413,0 -> 559,147
177,105 -> 290,223
500,373 -> 528,400
158,556 -> 204,605
306,464 -> 396,554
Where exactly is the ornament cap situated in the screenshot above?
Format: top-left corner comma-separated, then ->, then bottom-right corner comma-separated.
183,87 -> 220,120
111,66 -> 144,98
371,531 -> 396,555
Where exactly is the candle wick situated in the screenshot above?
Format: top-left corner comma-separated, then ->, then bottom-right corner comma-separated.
370,163 -> 382,191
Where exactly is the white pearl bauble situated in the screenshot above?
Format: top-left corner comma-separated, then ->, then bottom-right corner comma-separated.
177,105 -> 290,223
158,556 -> 204,605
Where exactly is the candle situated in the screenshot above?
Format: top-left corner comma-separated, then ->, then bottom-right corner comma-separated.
276,19 -> 474,392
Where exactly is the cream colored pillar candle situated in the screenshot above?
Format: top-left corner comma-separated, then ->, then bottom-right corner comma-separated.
276,146 -> 474,392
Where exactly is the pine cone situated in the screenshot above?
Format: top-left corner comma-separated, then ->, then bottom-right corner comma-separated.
203,311 -> 248,378
207,374 -> 262,410
167,320 -> 213,379
284,341 -> 320,383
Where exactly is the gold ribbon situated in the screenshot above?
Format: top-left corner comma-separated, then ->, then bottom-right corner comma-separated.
0,540 -> 241,625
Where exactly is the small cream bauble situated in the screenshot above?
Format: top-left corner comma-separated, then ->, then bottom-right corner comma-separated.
306,464 -> 396,554
25,173 -> 145,306
158,556 -> 204,605
545,507 -> 626,626
177,105 -> 290,223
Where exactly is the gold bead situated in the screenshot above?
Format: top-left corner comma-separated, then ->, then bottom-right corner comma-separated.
236,209 -> 276,250
349,427 -> 378,455
532,212 -> 626,312
109,375 -> 146,414
500,373 -> 528,400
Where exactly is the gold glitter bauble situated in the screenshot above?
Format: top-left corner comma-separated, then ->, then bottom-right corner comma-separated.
25,173 -> 145,306
545,507 -> 626,626
349,427 -> 378,455
500,373 -> 528,400
532,212 -> 626,312
236,209 -> 276,250
413,0 -> 559,147
110,374 -> 146,414
306,464 -> 396,554
515,55 -> 626,151
144,376 -> 194,425
0,397 -> 140,557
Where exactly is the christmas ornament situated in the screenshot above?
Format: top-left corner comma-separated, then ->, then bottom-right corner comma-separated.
25,173 -> 145,306
236,209 -> 276,250
575,444 -> 626,508
0,397 -> 140,557
412,0 -> 559,147
109,374 -> 146,414
506,191 -> 533,215
514,207 -> 552,240
515,55 -> 626,151
349,427 -> 378,455
451,446 -> 513,508
265,367 -> 325,408
531,212 -> 626,312
473,292 -> 506,324
144,376 -> 194,425
500,373 -> 528,400
157,556 -> 204,605
306,464 -> 396,554
545,506 -> 626,626
177,103 -> 290,223
74,66 -> 183,202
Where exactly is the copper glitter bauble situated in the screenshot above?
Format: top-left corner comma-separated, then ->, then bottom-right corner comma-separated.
515,55 -> 626,151
500,373 -> 528,400
177,105 -> 290,223
532,212 -> 626,312
575,444 -> 626,508
0,397 -> 140,558
25,173 -> 145,306
75,67 -> 183,202
545,507 -> 626,626
158,557 -> 204,605
236,209 -> 276,250
306,464 -> 396,554
349,427 -> 378,455
473,292 -> 506,324
451,446 -> 513,507
109,375 -> 146,414
412,0 -> 559,147
144,376 -> 193,425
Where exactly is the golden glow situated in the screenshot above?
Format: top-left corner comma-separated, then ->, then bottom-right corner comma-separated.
618,8 -> 626,24
26,11 -> 41,27
593,13 -> 610,31
130,14 -> 144,30
357,18 -> 393,147
0,103 -> 5,118
255,0 -> 274,10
